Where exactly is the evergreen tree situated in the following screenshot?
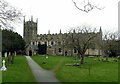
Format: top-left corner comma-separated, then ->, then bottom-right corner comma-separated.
2,29 -> 25,64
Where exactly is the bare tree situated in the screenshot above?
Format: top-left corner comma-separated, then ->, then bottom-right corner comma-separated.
101,32 -> 118,61
65,25 -> 98,64
0,0 -> 23,64
72,0 -> 105,13
0,0 -> 22,29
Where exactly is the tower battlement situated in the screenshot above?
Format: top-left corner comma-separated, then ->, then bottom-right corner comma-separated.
23,17 -> 102,56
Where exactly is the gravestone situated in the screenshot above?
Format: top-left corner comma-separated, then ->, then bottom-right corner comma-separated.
0,60 -> 7,71
8,52 -> 14,64
15,51 -> 16,56
5,52 -> 7,58
46,56 -> 48,59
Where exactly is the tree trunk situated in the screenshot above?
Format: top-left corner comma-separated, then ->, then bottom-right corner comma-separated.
11,55 -> 14,64
80,55 -> 84,64
8,52 -> 11,64
77,53 -> 81,59
106,55 -> 109,62
8,52 -> 14,64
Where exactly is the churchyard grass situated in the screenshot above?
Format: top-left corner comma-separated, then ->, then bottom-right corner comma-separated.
32,55 -> 118,82
2,56 -> 36,82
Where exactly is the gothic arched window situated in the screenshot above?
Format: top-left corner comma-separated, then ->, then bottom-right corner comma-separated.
51,41 -> 54,45
33,42 -> 35,45
59,48 -> 62,52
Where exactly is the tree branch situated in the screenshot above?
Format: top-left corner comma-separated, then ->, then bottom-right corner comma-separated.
72,0 -> 105,13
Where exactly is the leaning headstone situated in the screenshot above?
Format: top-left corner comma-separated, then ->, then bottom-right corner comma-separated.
117,56 -> 120,59
0,60 -> 7,71
46,56 -> 48,59
9,52 -> 11,56
14,51 -> 16,56
5,52 -> 7,58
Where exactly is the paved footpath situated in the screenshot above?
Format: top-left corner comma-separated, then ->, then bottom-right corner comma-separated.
25,56 -> 61,83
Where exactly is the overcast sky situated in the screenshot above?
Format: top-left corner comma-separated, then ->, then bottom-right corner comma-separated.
6,0 -> 119,36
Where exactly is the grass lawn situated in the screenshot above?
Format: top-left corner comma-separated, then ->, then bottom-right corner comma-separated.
2,56 -> 36,83
32,55 -> 118,82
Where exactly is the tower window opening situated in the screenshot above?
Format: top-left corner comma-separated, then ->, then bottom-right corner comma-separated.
51,41 -> 54,45
33,42 -> 35,45
59,48 -> 62,52
74,48 -> 77,53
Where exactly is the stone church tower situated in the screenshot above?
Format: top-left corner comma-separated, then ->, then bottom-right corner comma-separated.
23,16 -> 38,45
23,16 -> 103,56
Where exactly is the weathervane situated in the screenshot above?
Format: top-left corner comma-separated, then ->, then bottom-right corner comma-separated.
72,0 -> 105,13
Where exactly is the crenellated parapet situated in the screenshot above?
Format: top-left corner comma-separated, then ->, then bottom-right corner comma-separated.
23,17 -> 103,56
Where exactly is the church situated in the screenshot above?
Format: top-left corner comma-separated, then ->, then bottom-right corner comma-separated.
23,16 -> 102,56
